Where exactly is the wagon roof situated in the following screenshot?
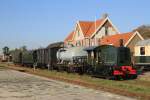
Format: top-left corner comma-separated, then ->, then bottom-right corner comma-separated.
136,39 -> 150,46
46,42 -> 64,48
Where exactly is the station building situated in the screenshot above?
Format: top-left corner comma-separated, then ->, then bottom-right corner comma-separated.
64,15 -> 119,47
64,14 -> 144,56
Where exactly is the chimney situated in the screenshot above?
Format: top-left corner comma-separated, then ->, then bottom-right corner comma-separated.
102,13 -> 108,19
119,39 -> 124,47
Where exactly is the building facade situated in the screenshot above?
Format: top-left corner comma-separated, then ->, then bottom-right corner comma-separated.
64,15 -> 144,56
100,31 -> 144,55
64,15 -> 119,47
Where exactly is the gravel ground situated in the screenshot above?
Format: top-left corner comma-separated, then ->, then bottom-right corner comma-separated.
0,67 -> 136,100
139,71 -> 150,81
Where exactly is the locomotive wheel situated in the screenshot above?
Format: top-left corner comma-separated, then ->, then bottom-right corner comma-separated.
58,66 -> 63,72
115,75 -> 123,80
78,67 -> 84,75
130,74 -> 137,79
106,76 -> 115,80
67,67 -> 74,73
86,67 -> 94,75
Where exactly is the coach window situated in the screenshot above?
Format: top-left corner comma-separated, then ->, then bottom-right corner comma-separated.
140,47 -> 145,55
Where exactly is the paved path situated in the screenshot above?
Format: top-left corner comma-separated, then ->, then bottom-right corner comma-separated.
0,67 -> 136,100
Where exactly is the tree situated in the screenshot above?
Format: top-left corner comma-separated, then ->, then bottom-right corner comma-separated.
2,46 -> 9,56
133,25 -> 150,39
20,45 -> 27,51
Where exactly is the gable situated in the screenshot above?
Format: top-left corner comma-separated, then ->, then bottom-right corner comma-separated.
85,19 -> 105,37
127,34 -> 144,53
74,23 -> 84,41
126,33 -> 144,47
91,18 -> 119,38
125,31 -> 144,46
94,20 -> 118,38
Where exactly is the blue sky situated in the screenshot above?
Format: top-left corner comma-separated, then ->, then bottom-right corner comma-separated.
0,0 -> 150,52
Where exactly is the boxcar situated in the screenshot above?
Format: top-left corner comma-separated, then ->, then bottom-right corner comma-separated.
22,50 -> 34,66
45,42 -> 64,68
11,50 -> 22,64
35,42 -> 64,68
36,48 -> 47,67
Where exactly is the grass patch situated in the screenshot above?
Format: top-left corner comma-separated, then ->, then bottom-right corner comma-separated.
35,69 -> 150,96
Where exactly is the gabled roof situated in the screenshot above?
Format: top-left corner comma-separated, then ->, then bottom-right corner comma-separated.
78,21 -> 94,37
100,32 -> 134,47
136,39 -> 150,46
65,18 -> 105,42
65,17 -> 120,42
64,31 -> 75,42
86,19 -> 105,37
100,31 -> 144,47
78,19 -> 105,37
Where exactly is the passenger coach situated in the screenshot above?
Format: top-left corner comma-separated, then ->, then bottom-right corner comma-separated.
134,39 -> 150,70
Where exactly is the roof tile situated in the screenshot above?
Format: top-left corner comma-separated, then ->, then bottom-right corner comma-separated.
64,31 -> 75,42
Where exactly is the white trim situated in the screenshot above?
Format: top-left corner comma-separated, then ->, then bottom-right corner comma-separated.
72,22 -> 78,40
69,21 -> 85,42
77,21 -> 85,37
107,17 -> 120,34
124,31 -> 144,47
91,17 -> 120,38
65,21 -> 88,42
90,18 -> 107,38
136,31 -> 144,40
70,22 -> 82,41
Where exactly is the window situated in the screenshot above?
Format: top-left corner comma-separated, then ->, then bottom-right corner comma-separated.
82,40 -> 83,46
68,42 -> 71,45
140,47 -> 145,55
77,29 -> 80,37
105,26 -> 108,36
89,39 -> 90,46
76,41 -> 81,46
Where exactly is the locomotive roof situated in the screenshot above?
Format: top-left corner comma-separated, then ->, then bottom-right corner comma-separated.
46,42 -> 64,48
136,39 -> 150,46
84,46 -> 98,51
84,45 -> 115,51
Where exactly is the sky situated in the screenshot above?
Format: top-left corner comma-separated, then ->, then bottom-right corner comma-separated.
0,0 -> 150,53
